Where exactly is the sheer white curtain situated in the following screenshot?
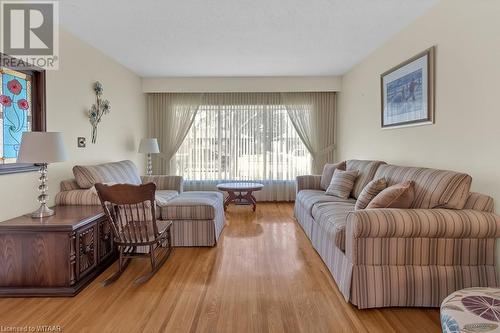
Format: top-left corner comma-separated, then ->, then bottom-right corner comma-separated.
172,93 -> 312,201
147,92 -> 336,201
281,92 -> 336,174
147,93 -> 203,174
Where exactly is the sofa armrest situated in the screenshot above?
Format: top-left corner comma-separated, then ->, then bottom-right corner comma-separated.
55,189 -> 100,206
345,208 -> 500,266
296,175 -> 322,192
347,209 -> 500,239
141,175 -> 183,193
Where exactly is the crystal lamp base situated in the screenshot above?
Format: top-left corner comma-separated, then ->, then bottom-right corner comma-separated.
31,163 -> 55,219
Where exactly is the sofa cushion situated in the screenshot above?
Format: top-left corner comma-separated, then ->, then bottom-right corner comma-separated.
56,188 -> 177,218
73,160 -> 141,189
355,178 -> 387,210
312,201 -> 355,252
366,181 -> 415,209
325,169 -> 358,198
296,190 -> 356,216
346,160 -> 386,199
320,161 -> 346,190
373,164 -> 472,209
160,191 -> 223,220
155,190 -> 179,206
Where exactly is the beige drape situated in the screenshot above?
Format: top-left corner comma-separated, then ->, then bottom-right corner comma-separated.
147,93 -> 203,174
281,92 -> 336,174
147,92 -> 336,177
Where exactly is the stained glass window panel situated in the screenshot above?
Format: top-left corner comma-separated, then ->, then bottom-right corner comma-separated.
0,68 -> 32,164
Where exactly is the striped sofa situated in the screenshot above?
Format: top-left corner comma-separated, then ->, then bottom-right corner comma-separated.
295,159 -> 500,309
55,160 -> 225,247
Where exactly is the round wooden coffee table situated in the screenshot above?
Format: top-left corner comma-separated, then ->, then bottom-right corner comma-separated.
217,182 -> 264,212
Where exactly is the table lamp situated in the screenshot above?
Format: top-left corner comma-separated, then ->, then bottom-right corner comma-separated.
17,132 -> 68,218
138,138 -> 159,176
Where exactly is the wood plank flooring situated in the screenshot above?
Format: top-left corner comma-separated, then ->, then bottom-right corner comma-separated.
0,203 -> 441,332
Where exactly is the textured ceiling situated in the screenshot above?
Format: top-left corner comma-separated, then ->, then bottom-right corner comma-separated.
60,0 -> 438,77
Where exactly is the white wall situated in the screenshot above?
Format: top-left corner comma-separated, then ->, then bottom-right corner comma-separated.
143,76 -> 341,93
0,29 -> 146,221
337,0 -> 500,211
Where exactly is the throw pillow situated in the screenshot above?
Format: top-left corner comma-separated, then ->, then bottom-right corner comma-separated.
89,182 -> 119,196
355,178 -> 387,210
325,169 -> 358,199
366,180 -> 415,209
320,161 -> 346,190
73,160 -> 141,189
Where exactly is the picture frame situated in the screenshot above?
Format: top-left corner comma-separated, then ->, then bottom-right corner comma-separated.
381,46 -> 435,128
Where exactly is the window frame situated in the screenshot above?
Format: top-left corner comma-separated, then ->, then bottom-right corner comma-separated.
0,53 -> 46,175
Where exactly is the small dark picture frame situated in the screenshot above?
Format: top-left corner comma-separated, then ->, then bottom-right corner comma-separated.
381,46 -> 435,128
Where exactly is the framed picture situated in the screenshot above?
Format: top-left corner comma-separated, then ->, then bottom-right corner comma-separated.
381,46 -> 435,128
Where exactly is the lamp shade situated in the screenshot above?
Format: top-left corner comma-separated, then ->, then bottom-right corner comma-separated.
17,132 -> 68,163
138,138 -> 160,154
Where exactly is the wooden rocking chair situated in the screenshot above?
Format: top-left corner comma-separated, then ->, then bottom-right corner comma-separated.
95,182 -> 172,285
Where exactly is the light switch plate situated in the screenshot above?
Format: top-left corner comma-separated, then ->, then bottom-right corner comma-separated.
77,137 -> 86,148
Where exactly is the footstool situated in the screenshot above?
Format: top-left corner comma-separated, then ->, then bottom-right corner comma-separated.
441,287 -> 500,332
159,191 -> 225,247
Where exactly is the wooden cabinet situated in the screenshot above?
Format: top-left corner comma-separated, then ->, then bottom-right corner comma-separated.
0,206 -> 116,297
98,218 -> 114,262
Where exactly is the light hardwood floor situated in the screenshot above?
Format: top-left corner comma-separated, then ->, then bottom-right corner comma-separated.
0,203 -> 441,332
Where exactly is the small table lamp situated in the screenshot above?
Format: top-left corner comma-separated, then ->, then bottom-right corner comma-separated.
17,132 -> 68,218
138,138 -> 159,176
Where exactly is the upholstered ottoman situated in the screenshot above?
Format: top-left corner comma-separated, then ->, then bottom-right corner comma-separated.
441,288 -> 500,332
159,191 -> 225,247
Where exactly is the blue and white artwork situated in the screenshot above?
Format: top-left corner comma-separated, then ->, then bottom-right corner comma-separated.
382,50 -> 433,128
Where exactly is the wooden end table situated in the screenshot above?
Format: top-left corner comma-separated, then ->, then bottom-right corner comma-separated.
0,205 -> 116,297
217,182 -> 264,212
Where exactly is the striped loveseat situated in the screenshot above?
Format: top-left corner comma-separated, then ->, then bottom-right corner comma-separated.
295,159 -> 500,309
55,160 -> 225,247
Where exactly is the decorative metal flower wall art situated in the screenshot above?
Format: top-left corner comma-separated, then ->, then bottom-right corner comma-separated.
88,81 -> 111,144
